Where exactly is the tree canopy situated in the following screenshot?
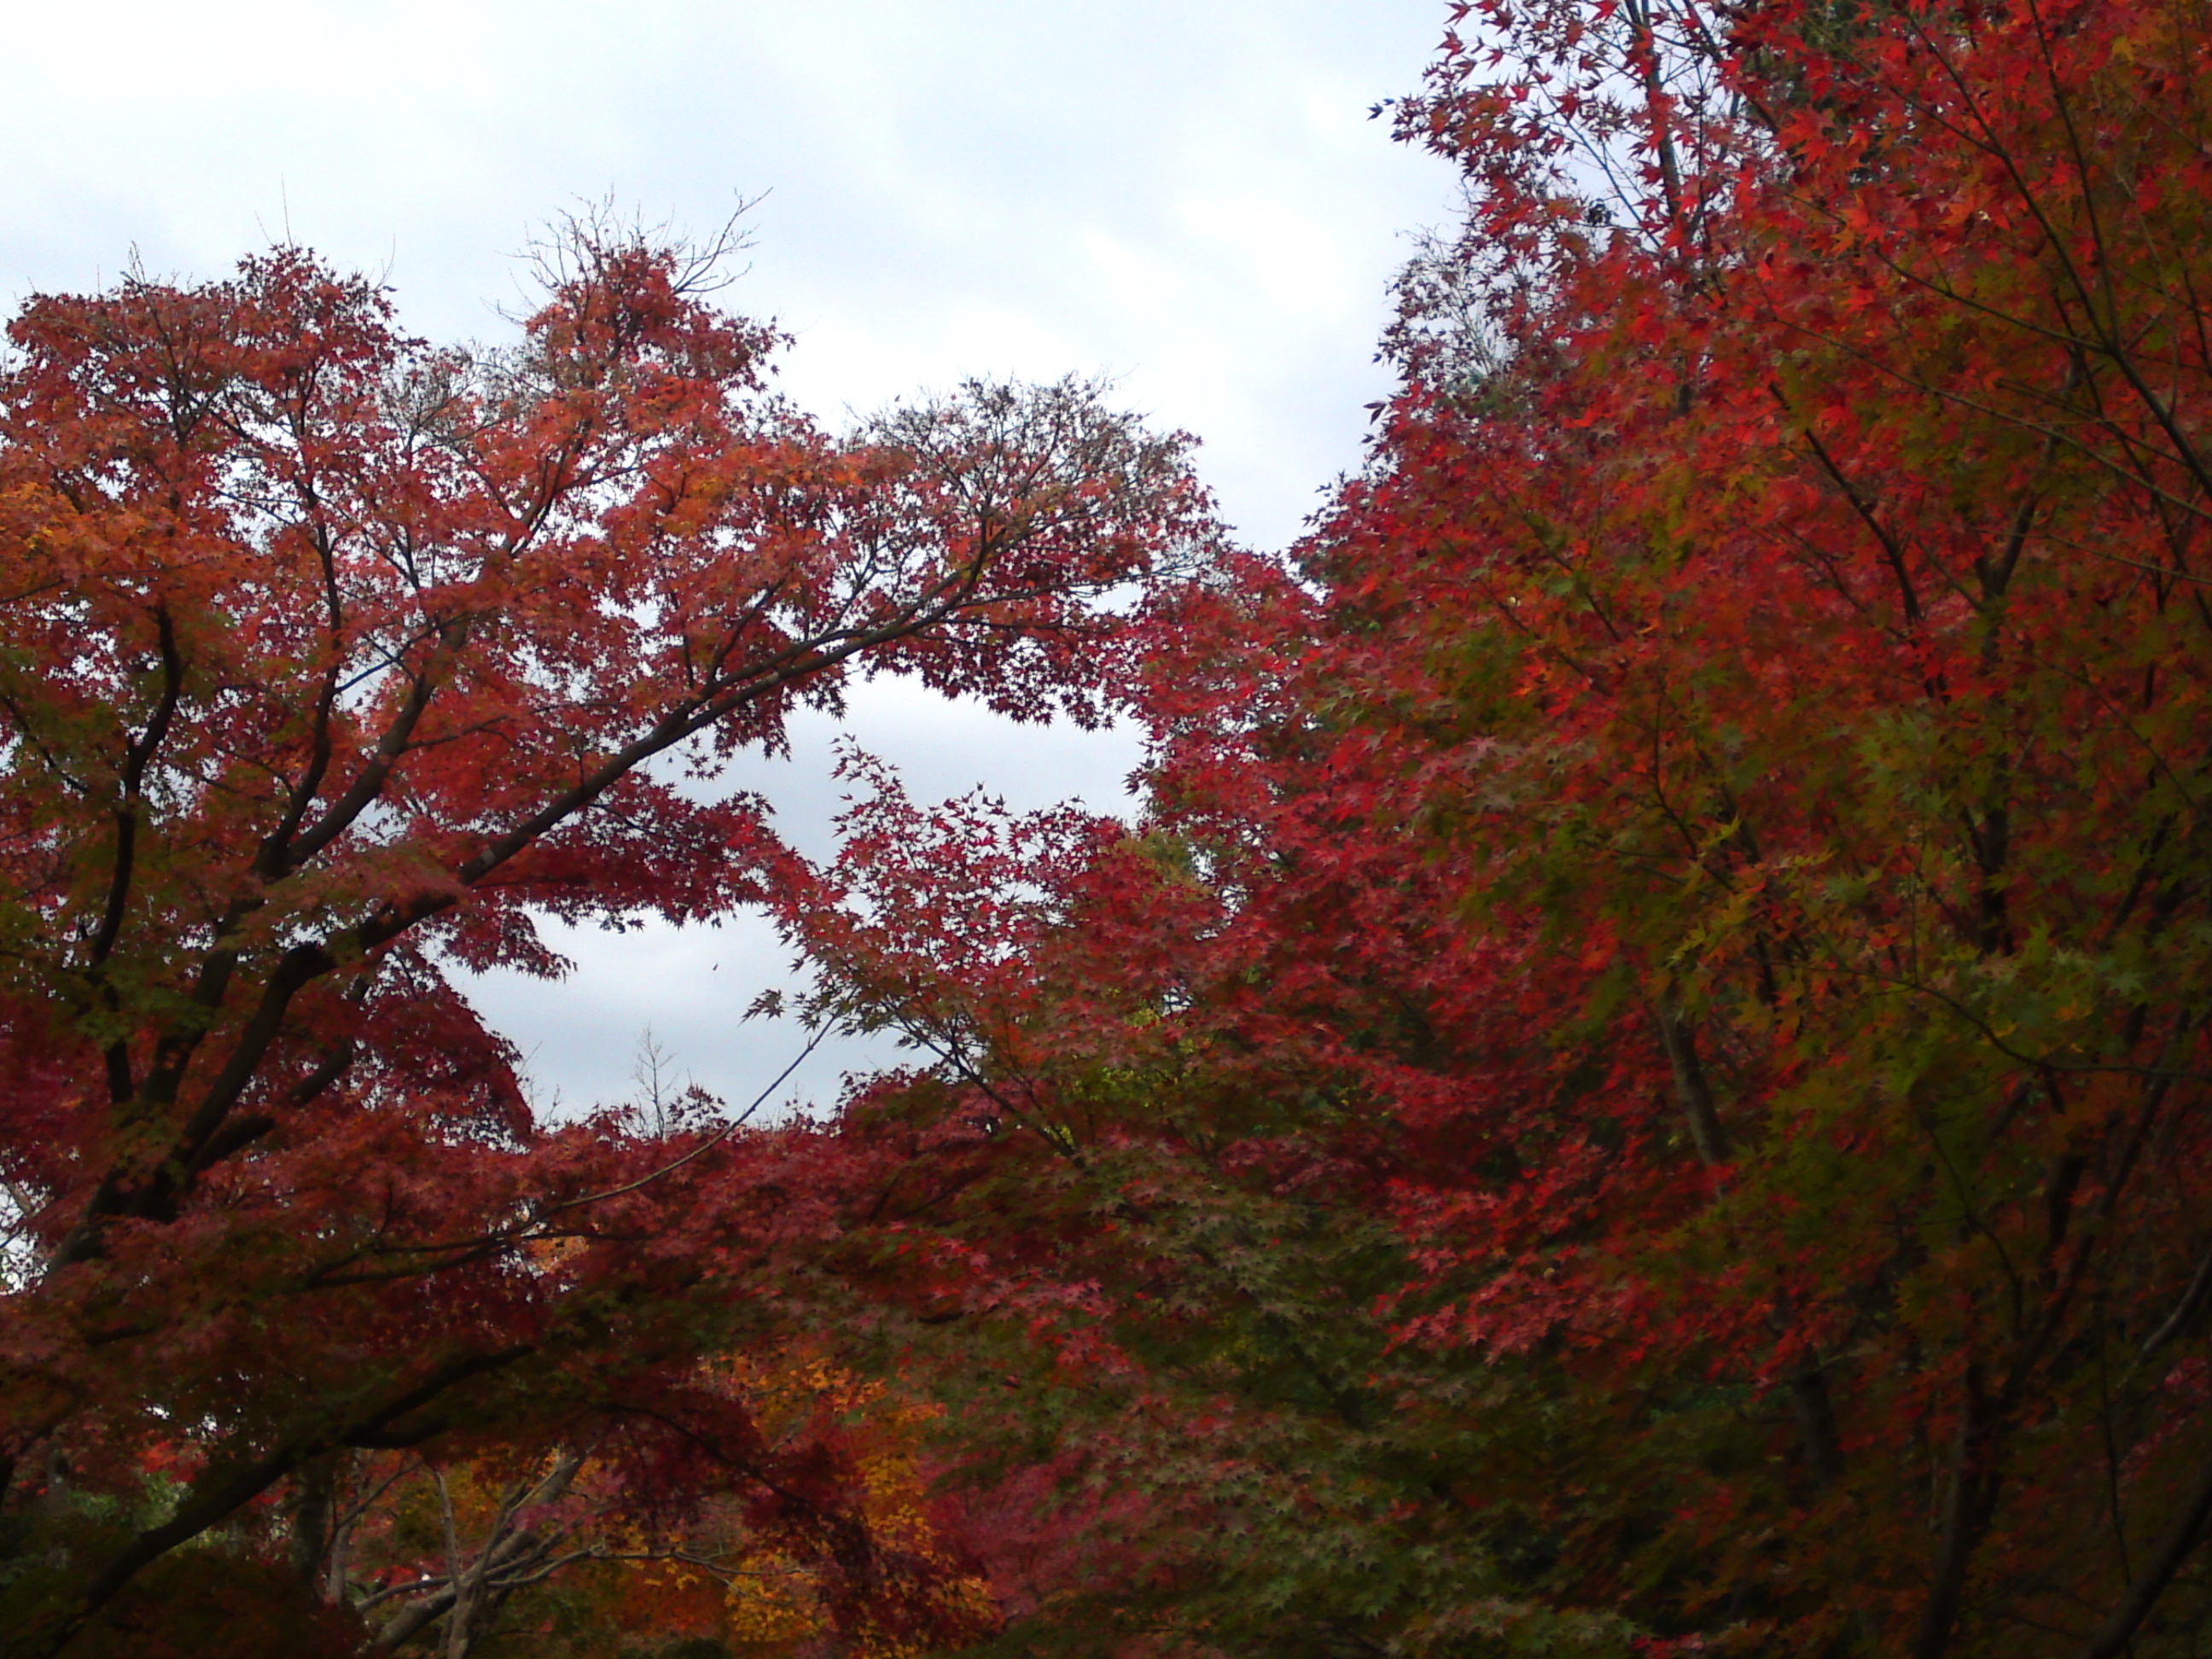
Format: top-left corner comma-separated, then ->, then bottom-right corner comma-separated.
7,0 -> 2212,1651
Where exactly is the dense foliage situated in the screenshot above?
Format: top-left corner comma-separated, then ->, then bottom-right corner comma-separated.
787,0 -> 2212,1651
5,0 -> 2212,1650
0,224 -> 1207,1654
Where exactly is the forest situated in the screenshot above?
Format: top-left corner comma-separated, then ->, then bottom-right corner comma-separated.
3,0 -> 2211,1651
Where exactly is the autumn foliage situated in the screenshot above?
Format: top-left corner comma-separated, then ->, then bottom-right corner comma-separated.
785,0 -> 2212,1651
0,222 -> 1205,1654
8,0 -> 2212,1651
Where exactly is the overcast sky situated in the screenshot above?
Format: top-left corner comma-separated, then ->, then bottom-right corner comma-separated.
2,0 -> 1459,1114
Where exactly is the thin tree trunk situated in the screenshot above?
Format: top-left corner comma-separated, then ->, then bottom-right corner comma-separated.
2075,1451 -> 2212,1659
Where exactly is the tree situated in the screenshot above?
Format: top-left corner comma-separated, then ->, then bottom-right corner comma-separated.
306,1343 -> 992,1657
0,223 -> 1211,1655
785,0 -> 2212,1650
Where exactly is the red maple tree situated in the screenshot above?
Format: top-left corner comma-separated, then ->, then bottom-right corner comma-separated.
0,222 -> 1210,1655
785,0 -> 2212,1650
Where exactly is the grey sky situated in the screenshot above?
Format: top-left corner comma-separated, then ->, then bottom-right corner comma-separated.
2,0 -> 1458,1113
